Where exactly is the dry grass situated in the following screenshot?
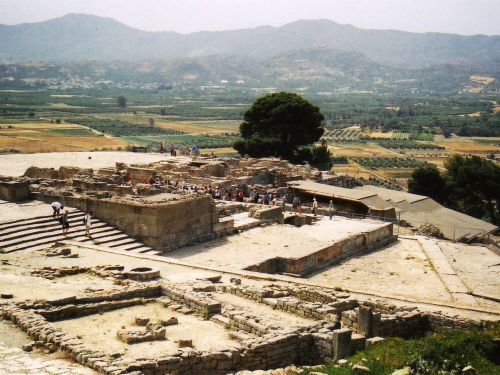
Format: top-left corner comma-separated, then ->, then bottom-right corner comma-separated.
0,122 -> 126,153
199,147 -> 237,156
434,138 -> 500,154
369,131 -> 393,139
0,122 -> 84,130
155,119 -> 238,135
329,143 -> 395,158
378,168 -> 415,179
331,165 -> 372,179
96,115 -> 239,135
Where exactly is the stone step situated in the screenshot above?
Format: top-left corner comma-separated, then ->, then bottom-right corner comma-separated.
140,250 -> 162,256
0,222 -> 109,248
0,218 -> 101,241
126,246 -> 156,254
1,205 -> 155,255
0,210 -> 82,230
92,233 -> 130,246
1,225 -> 118,252
0,214 -> 85,235
106,238 -> 139,248
113,242 -> 146,251
77,229 -> 123,242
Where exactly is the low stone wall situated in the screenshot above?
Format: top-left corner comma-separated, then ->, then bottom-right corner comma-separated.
222,309 -> 270,336
341,308 -> 427,339
160,283 -> 221,318
426,311 -> 498,333
249,206 -> 284,223
246,224 -> 395,276
2,287 -> 356,375
220,284 -> 356,323
23,166 -> 92,180
2,307 -> 122,375
17,284 -> 162,321
23,166 -> 59,179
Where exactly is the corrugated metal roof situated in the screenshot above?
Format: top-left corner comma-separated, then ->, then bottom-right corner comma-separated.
287,180 -> 498,240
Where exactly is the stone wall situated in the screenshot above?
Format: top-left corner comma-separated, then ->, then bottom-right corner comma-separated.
17,284 -> 162,321
160,284 -> 221,318
246,224 -> 395,276
0,180 -> 31,201
220,284 -> 356,323
33,192 -> 220,252
341,308 -> 427,339
1,280 -> 358,375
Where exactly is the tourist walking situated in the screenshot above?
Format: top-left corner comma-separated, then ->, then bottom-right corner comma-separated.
61,210 -> 70,236
312,197 -> 318,216
51,201 -> 64,218
292,197 -> 300,213
328,200 -> 334,220
83,211 -> 92,237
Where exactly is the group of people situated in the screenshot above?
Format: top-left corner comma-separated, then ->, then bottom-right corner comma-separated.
251,191 -> 281,206
158,143 -> 202,158
51,202 -> 92,237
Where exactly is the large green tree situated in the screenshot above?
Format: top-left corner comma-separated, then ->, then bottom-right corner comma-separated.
407,163 -> 447,202
234,92 -> 325,161
409,156 -> 500,224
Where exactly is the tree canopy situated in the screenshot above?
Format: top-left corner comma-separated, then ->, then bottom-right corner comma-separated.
409,155 -> 500,224
234,92 -> 325,162
117,96 -> 127,108
407,163 -> 447,203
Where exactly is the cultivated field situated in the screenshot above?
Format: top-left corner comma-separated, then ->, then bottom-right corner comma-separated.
0,122 -> 127,153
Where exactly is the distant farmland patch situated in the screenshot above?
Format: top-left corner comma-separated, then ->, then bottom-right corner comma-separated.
71,118 -> 181,137
0,121 -> 127,153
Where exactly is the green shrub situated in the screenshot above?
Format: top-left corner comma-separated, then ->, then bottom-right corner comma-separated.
299,329 -> 500,375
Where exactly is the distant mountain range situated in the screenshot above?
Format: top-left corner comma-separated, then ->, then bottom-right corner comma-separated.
1,13 -> 500,67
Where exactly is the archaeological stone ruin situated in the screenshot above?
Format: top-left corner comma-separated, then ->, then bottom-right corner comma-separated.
0,153 -> 499,375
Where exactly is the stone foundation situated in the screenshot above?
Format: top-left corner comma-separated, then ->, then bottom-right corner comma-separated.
0,180 -> 31,201
32,191 -> 221,252
1,276 -> 496,375
245,223 -> 395,276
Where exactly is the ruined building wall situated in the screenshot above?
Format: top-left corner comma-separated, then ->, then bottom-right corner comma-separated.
0,180 -> 31,201
246,224 -> 395,276
33,192 -> 218,252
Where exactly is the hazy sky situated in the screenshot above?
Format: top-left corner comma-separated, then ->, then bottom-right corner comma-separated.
1,0 -> 499,35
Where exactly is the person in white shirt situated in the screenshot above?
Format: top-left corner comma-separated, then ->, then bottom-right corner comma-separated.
83,211 -> 92,237
51,201 -> 64,218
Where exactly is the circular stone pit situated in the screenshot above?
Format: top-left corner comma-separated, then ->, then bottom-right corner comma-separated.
125,267 -> 160,281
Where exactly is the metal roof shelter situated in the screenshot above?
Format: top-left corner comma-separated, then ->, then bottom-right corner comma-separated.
287,180 -> 498,241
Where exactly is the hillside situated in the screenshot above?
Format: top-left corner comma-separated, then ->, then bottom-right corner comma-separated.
1,14 -> 500,67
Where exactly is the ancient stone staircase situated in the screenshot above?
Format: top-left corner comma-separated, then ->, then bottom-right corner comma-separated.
0,209 -> 160,255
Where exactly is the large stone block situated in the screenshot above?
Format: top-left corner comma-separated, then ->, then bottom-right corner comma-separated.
333,328 -> 351,360
358,306 -> 374,338
0,181 -> 31,201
